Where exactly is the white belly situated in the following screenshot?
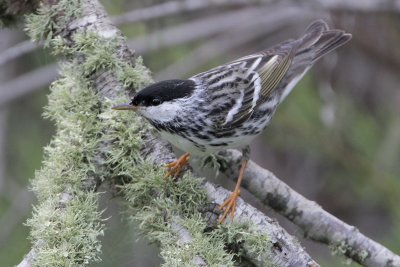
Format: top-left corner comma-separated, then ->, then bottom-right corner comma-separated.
159,127 -> 260,155
159,131 -> 205,154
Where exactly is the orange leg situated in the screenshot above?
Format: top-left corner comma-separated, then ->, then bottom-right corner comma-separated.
218,159 -> 248,223
164,152 -> 190,177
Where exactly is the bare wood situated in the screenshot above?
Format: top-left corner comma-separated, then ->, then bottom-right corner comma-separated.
220,149 -> 400,267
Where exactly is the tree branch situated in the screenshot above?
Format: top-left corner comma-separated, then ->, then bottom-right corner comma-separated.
140,133 -> 319,266
169,216 -> 208,266
219,149 -> 400,266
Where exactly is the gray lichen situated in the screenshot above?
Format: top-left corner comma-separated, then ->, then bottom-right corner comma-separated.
26,63 -> 105,266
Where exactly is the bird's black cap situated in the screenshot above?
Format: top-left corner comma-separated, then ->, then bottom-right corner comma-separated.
131,79 -> 196,107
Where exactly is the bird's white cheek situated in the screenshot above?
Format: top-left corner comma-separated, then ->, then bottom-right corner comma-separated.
139,102 -> 182,123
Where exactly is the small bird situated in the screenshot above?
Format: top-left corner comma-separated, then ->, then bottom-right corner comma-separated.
113,20 -> 351,222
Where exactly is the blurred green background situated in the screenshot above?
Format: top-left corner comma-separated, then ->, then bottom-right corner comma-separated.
1,0 -> 399,266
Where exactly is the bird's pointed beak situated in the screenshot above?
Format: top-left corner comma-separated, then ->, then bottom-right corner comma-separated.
112,103 -> 137,111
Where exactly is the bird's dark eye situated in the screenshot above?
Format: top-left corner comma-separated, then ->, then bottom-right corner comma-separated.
130,98 -> 139,106
151,98 -> 161,106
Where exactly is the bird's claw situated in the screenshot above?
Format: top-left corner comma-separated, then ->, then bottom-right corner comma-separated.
218,189 -> 240,223
164,152 -> 190,177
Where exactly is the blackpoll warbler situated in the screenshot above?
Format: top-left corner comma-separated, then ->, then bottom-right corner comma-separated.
113,20 -> 351,222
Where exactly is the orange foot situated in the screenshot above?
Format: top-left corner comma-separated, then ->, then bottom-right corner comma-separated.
218,159 -> 248,223
165,152 -> 190,177
219,189 -> 241,223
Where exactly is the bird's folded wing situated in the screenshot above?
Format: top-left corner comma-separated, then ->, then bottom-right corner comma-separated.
195,48 -> 293,130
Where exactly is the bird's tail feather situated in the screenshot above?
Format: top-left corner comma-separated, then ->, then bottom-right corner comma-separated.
311,30 -> 352,60
297,19 -> 328,50
296,19 -> 352,63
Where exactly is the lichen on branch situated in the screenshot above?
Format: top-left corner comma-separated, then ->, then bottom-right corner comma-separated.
25,63 -> 105,266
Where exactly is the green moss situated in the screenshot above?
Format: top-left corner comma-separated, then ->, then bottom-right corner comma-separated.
120,171 -> 235,266
117,56 -> 152,89
72,32 -> 152,88
330,240 -> 370,265
215,222 -> 273,265
109,125 -> 237,266
23,0 -> 152,264
25,0 -> 82,44
27,192 -> 104,266
25,61 -> 104,266
162,216 -> 234,267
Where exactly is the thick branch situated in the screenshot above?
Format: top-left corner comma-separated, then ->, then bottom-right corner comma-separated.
220,149 -> 400,267
170,216 -> 208,266
204,183 -> 319,267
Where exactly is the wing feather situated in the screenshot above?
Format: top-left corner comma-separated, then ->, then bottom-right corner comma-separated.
189,19 -> 350,132
222,49 -> 294,129
192,46 -> 294,130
